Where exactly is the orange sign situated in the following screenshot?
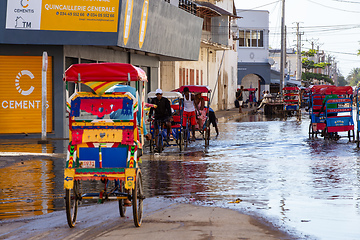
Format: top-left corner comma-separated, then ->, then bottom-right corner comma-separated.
40,0 -> 119,32
0,56 -> 53,134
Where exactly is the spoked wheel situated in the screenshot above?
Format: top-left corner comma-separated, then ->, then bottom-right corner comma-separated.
117,180 -> 126,217
204,123 -> 210,147
308,123 -> 314,139
65,180 -> 80,228
157,131 -> 163,153
149,138 -> 155,153
348,129 -> 355,142
184,128 -> 189,148
132,170 -> 144,227
179,129 -> 184,151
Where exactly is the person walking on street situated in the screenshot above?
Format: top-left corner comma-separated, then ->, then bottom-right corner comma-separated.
236,86 -> 244,113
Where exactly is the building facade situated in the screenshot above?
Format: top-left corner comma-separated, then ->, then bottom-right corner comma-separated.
160,0 -> 239,111
236,9 -> 271,99
0,0 -> 203,138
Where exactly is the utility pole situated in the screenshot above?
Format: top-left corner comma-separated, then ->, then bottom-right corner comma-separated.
296,22 -> 303,84
280,0 -> 285,92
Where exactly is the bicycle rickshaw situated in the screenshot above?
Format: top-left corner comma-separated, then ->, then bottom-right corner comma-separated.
308,85 -> 333,138
321,86 -> 354,141
63,63 -> 146,228
283,87 -> 301,116
147,91 -> 184,152
309,85 -> 354,141
172,85 -> 212,147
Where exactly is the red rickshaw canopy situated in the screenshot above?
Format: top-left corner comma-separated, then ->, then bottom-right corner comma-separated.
173,85 -> 211,93
319,86 -> 353,95
64,63 -> 147,82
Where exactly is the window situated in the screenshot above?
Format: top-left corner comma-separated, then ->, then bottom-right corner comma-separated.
238,29 -> 264,48
202,16 -> 211,31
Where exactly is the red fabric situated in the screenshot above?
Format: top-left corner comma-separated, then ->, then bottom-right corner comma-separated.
327,125 -> 354,132
182,111 -> 196,126
64,63 -> 147,82
319,86 -> 353,95
173,85 -> 211,93
310,85 -> 336,93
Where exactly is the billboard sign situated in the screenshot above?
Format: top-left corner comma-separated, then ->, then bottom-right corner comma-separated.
6,0 -> 119,32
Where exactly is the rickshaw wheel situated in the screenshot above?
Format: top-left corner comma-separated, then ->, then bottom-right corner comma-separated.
204,126 -> 210,147
348,129 -> 355,142
132,170 -> 144,227
308,123 -> 314,139
179,129 -> 184,151
118,180 -> 126,217
65,180 -> 79,228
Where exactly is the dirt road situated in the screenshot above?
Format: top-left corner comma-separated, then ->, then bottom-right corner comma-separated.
0,197 -> 293,240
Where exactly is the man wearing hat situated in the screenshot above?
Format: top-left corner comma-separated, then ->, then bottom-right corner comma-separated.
149,89 -> 172,150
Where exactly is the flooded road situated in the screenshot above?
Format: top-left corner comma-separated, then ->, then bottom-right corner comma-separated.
1,113 -> 360,239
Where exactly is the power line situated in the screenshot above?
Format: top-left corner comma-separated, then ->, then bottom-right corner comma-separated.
237,0 -> 281,12
330,0 -> 360,3
307,0 -> 360,13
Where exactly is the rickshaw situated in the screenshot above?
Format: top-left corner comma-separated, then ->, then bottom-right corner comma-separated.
147,91 -> 184,152
320,86 -> 354,141
63,63 -> 146,228
172,85 -> 212,147
308,85 -> 334,138
283,87 -> 301,116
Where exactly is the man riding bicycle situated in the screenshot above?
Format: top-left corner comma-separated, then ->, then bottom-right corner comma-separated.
149,89 -> 172,150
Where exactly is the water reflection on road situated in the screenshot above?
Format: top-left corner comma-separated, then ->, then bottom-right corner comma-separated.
141,113 -> 360,240
1,113 -> 360,239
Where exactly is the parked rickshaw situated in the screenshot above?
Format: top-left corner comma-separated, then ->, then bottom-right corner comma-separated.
63,63 -> 146,228
147,91 -> 184,152
283,87 -> 301,116
309,85 -> 354,141
172,85 -> 212,147
320,86 -> 354,141
308,85 -> 333,138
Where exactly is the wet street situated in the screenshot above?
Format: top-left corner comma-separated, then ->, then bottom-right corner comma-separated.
1,112 -> 360,239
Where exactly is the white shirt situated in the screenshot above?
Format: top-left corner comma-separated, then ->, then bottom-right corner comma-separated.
184,94 -> 195,112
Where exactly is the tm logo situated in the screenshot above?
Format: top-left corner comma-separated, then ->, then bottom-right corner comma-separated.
15,70 -> 35,96
15,16 -> 32,28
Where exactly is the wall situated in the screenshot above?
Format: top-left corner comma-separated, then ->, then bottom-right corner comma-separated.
236,9 -> 269,63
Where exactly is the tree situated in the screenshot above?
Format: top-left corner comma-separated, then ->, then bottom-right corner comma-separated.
301,49 -> 333,84
347,68 -> 360,86
337,75 -> 347,86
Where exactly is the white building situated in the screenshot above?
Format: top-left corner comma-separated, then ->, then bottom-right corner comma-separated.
160,0 -> 239,111
236,9 -> 271,98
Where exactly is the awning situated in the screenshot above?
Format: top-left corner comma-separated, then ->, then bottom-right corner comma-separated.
195,1 -> 241,18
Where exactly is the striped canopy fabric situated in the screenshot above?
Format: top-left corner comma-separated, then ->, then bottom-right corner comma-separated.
64,63 -> 147,96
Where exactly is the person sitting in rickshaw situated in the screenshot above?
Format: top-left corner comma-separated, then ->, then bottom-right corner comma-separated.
149,89 -> 172,148
194,92 -> 207,129
182,87 -> 199,141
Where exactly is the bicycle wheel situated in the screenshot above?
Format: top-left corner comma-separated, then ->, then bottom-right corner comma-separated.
204,120 -> 210,146
179,128 -> 184,151
65,180 -> 80,228
308,123 -> 314,139
117,180 -> 126,217
132,170 -> 144,227
157,129 -> 163,153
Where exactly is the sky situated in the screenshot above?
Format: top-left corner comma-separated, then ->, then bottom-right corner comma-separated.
234,0 -> 360,78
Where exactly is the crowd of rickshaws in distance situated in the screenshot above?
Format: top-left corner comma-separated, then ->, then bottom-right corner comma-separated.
61,62 -> 360,230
